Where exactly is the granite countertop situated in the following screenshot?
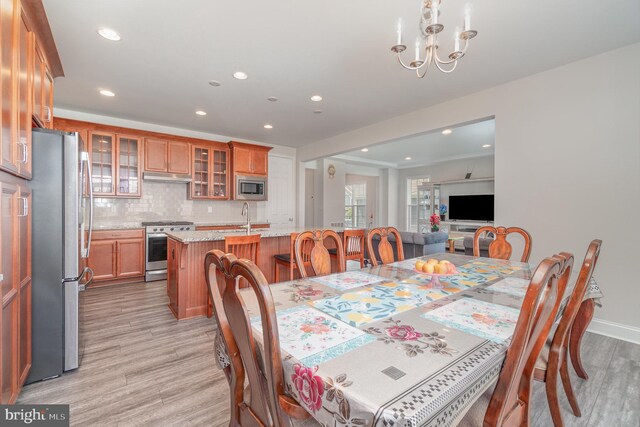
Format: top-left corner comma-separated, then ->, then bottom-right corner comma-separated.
93,222 -> 143,230
166,227 -> 351,243
194,221 -> 270,227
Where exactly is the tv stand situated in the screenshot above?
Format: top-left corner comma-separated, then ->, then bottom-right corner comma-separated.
442,221 -> 494,251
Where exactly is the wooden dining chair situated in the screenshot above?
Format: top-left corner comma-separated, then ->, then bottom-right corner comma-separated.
294,230 -> 345,278
204,249 -> 314,427
273,232 -> 317,283
458,255 -> 567,427
534,240 -> 602,427
329,228 -> 365,268
473,225 -> 533,262
225,234 -> 260,289
366,227 -> 404,267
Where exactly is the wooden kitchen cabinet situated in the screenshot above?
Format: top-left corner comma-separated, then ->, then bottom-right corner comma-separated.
89,131 -> 116,196
32,41 -> 53,129
190,143 -> 229,199
0,178 -> 30,403
115,135 -> 141,197
16,9 -> 32,179
0,0 -> 17,176
229,141 -> 270,176
168,141 -> 190,174
144,139 -> 190,175
86,229 -> 145,286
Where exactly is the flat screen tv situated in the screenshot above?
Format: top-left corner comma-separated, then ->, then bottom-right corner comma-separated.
448,194 -> 494,222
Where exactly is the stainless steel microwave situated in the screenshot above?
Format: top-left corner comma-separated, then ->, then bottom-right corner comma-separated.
236,175 -> 267,200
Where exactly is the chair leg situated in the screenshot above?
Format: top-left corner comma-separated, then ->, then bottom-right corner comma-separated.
560,350 -> 582,417
545,366 -> 565,427
570,299 -> 595,380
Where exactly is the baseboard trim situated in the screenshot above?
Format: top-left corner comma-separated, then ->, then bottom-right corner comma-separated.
588,318 -> 640,344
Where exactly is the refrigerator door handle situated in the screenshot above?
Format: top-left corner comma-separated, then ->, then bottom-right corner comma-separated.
80,152 -> 94,258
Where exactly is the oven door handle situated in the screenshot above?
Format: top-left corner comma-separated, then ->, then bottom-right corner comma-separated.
148,233 -> 167,238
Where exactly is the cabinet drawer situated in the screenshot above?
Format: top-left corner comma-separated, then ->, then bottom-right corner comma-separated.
92,229 -> 144,240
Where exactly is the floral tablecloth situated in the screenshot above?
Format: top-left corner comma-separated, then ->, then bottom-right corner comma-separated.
218,253 -> 602,427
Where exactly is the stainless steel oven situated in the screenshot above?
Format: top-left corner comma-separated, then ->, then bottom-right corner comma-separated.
143,221 -> 193,281
236,175 -> 267,200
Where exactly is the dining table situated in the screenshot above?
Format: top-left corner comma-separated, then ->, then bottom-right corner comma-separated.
215,253 -> 603,427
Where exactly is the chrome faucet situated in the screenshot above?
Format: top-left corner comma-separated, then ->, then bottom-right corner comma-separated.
241,202 -> 251,234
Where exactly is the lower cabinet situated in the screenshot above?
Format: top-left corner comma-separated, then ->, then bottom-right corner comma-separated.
86,229 -> 145,285
0,176 -> 31,403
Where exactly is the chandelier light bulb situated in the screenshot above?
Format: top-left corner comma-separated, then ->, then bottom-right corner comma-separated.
454,29 -> 461,52
397,19 -> 402,45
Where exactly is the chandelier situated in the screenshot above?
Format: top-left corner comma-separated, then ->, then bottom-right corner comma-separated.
391,0 -> 477,78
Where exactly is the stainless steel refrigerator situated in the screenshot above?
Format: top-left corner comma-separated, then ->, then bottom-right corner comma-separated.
26,128 -> 94,384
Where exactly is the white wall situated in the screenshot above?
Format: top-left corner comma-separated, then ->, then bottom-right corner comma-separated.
296,43 -> 640,340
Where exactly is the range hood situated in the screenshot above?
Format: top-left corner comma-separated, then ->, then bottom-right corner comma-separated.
143,171 -> 192,183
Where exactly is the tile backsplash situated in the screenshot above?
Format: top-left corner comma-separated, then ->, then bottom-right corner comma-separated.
93,181 -> 267,225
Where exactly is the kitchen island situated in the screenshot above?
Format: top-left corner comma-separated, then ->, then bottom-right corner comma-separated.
165,227 -> 348,320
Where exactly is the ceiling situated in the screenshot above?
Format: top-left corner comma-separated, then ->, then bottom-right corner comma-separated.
334,119 -> 494,169
44,0 -> 640,147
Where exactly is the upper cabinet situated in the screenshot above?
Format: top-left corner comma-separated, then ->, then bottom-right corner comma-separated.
32,41 -> 53,129
88,131 -> 141,198
229,141 -> 271,176
144,139 -> 190,175
189,143 -> 229,200
0,0 -> 61,181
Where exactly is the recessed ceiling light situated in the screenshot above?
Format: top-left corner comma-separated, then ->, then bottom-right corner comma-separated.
361,148 -> 369,152
195,110 -> 207,116
404,156 -> 412,160
97,27 -> 121,41
313,110 -> 323,114
310,95 -> 323,102
208,80 -> 221,87
267,96 -> 278,102
233,71 -> 248,80
442,129 -> 453,135
482,144 -> 492,148
264,124 -> 273,129
99,89 -> 115,97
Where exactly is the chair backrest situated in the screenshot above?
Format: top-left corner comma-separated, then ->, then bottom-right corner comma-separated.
294,230 -> 345,278
546,240 -> 602,371
224,234 -> 261,263
473,226 -> 532,262
344,228 -> 365,260
366,227 -> 404,266
484,255 -> 568,426
204,250 -> 310,426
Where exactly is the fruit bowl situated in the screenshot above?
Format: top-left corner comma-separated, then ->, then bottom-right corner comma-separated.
414,259 -> 458,289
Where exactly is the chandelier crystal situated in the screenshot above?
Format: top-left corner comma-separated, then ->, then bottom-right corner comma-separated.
391,0 -> 477,78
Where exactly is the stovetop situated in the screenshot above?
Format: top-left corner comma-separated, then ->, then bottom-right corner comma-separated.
142,220 -> 194,226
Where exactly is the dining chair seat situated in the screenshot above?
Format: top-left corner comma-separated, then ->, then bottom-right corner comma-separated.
535,338 -> 553,371
274,253 -> 292,262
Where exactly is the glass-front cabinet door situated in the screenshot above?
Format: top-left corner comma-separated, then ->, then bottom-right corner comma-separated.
89,132 -> 115,196
191,146 -> 210,199
116,135 -> 141,197
212,148 -> 228,199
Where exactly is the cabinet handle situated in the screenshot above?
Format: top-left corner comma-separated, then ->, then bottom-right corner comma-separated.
18,197 -> 28,217
171,249 -> 175,260
44,106 -> 51,123
18,138 -> 28,164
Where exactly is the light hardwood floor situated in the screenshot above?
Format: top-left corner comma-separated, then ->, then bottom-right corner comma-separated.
18,281 -> 640,426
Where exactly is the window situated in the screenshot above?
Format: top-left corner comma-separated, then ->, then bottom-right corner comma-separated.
345,183 -> 366,227
407,177 -> 436,232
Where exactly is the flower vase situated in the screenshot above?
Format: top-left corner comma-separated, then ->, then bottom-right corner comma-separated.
440,214 -> 446,221
431,225 -> 439,232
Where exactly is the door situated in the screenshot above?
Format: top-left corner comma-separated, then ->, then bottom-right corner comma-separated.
42,68 -> 53,128
251,150 -> 268,175
16,9 -> 31,179
144,138 -> 167,172
86,240 -> 116,281
0,0 -> 16,174
191,146 -> 210,198
89,132 -> 116,196
17,186 -> 30,384
211,148 -> 228,198
167,141 -> 190,174
117,239 -> 144,277
267,156 -> 294,226
32,46 -> 44,126
233,146 -> 252,174
116,135 -> 141,196
0,182 -> 18,403
146,234 -> 167,270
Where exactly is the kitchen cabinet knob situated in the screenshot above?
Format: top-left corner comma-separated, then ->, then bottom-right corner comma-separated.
172,249 -> 175,259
